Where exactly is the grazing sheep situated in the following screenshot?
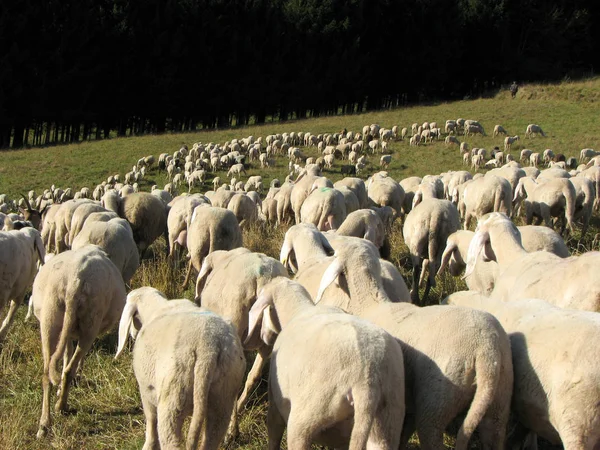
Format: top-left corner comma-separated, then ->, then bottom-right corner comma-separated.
504,135 -> 519,152
580,148 -> 600,164
119,193 -> 168,256
380,154 -> 392,169
462,175 -> 512,230
246,277 -> 406,449
0,228 -> 45,340
194,249 -> 288,441
514,176 -> 575,235
445,135 -> 460,146
226,163 -> 247,178
438,225 -> 569,294
312,242 -> 512,450
520,148 -> 533,164
403,198 -> 460,303
367,173 -> 404,218
445,292 -> 600,450
465,212 -> 600,312
525,123 -> 546,138
227,193 -> 259,227
300,187 -> 347,231
182,205 -> 243,289
464,123 -> 485,137
33,245 -> 126,438
493,125 -> 508,137
115,287 -> 245,450
71,218 -> 140,284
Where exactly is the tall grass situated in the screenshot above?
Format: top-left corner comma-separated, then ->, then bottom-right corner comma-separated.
0,77 -> 599,449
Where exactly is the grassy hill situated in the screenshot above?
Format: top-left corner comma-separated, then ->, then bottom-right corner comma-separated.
0,77 -> 599,449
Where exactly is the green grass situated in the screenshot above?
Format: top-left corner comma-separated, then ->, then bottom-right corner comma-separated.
1,77 -> 599,449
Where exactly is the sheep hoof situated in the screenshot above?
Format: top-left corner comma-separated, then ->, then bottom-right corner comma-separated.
36,426 -> 48,439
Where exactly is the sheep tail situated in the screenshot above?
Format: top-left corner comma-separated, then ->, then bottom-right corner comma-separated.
48,297 -> 78,386
347,386 -> 377,450
454,343 -> 501,450
186,355 -> 214,449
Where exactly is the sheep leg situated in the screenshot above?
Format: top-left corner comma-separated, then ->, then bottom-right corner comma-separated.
156,390 -> 187,450
410,258 -> 421,305
236,346 -> 270,411
182,260 -> 193,289
37,371 -> 52,438
416,424 -> 444,450
55,339 -> 93,413
285,408 -> 315,450
0,299 -> 20,341
266,401 -> 286,450
199,387 -> 235,450
140,398 -> 159,450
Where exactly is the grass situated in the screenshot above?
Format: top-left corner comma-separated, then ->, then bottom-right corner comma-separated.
1,77 -> 599,449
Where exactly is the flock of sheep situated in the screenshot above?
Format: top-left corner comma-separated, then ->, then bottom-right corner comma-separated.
1,115 -> 600,450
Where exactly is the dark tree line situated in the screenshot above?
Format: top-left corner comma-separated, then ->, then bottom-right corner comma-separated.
0,0 -> 597,149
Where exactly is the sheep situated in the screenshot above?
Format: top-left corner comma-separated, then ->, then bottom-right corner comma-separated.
445,292 -> 600,449
525,123 -> 546,138
67,202 -> 107,245
182,205 -> 243,289
465,212 -> 600,312
445,120 -> 457,134
580,148 -> 600,164
226,163 -> 247,178
0,228 -> 45,340
380,154 -> 392,169
367,173 -> 404,218
514,176 -> 575,235
438,225 -> 569,294
403,198 -> 459,303
227,193 -> 259,227
445,135 -> 460,146
401,127 -> 408,139
409,133 -> 421,146
464,123 -> 485,137
462,174 -> 512,230
334,177 -> 369,209
520,148 -> 533,164
504,135 -> 519,152
493,124 -> 508,137
566,175 -> 594,237
118,192 -> 168,256
529,152 -> 541,167
245,277 -> 406,449
71,218 -> 140,284
300,187 -> 347,231
193,249 -> 288,441
471,154 -> 484,170
115,287 -> 245,450
542,148 -> 555,165
32,245 -> 126,438
312,241 -> 513,450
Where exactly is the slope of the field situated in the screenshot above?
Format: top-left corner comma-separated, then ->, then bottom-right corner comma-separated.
1,77 -> 599,198
0,78 -> 598,450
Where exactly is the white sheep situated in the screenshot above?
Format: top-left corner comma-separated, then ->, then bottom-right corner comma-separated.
462,175 -> 512,230
580,148 -> 600,164
246,277 -> 406,448
0,228 -> 45,340
403,198 -> 460,303
529,152 -> 541,167
525,123 -> 546,138
465,212 -> 600,312
445,292 -> 600,449
493,124 -> 508,137
311,241 -> 513,449
33,245 -> 126,438
115,287 -> 245,450
445,135 -> 460,146
503,135 -> 519,152
380,154 -> 392,169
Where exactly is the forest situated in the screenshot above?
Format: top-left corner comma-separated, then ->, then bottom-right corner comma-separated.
0,0 -> 598,149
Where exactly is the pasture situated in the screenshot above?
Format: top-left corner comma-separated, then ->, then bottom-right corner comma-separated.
0,77 -> 599,449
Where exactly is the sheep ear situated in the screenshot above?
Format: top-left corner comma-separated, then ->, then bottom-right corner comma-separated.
463,229 -> 490,280
195,257 -> 214,302
260,305 -> 280,346
245,289 -> 272,346
318,233 -> 335,256
115,301 -> 137,359
315,257 -> 343,303
32,231 -> 46,265
437,241 -> 457,276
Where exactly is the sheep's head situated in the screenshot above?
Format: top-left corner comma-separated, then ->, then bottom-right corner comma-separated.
19,194 -> 48,231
